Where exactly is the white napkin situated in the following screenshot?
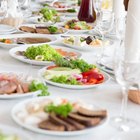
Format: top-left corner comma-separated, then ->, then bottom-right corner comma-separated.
113,0 -> 125,19
124,0 -> 140,62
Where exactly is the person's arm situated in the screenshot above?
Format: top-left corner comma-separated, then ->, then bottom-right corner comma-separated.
124,0 -> 129,11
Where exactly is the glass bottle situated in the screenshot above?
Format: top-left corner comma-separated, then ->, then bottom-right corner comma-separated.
78,0 -> 96,23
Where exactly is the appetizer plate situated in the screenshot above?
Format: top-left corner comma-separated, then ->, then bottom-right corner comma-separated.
61,35 -> 114,52
9,44 -> 81,66
111,130 -> 140,140
64,28 -> 92,34
0,24 -> 17,34
0,72 -> 41,99
27,16 -> 65,25
0,90 -> 40,99
0,34 -> 57,49
18,24 -> 68,35
38,66 -> 110,89
11,96 -> 107,136
0,124 -> 32,140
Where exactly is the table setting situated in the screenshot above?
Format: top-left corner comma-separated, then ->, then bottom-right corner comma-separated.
0,0 -> 140,140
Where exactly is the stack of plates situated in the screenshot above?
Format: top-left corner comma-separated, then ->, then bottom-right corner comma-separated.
0,24 -> 17,35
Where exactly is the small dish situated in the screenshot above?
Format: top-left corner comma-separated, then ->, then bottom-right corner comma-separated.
0,34 -> 58,49
11,96 -> 108,136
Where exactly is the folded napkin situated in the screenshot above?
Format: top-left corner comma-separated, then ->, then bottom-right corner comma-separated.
124,0 -> 140,62
113,0 -> 125,19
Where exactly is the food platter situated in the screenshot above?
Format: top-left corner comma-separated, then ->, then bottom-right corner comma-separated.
0,72 -> 41,99
9,44 -> 82,66
27,16 -> 65,25
62,35 -> 114,52
0,34 -> 58,49
18,24 -> 68,35
11,96 -> 108,136
59,19 -> 94,33
0,24 -> 17,35
38,65 -> 110,89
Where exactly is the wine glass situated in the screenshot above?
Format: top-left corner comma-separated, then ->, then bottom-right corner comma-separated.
94,0 -> 103,20
110,17 -> 137,131
0,0 -> 7,20
18,0 -> 32,18
95,11 -> 114,63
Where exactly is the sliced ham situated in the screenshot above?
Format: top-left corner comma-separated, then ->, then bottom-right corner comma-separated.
0,81 -> 17,94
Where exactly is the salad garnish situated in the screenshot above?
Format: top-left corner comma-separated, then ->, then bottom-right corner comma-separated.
24,44 -> 62,61
29,80 -> 50,96
64,19 -> 92,30
44,103 -> 73,117
38,7 -> 60,23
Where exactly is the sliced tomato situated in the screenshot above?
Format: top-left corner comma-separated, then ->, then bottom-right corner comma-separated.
82,68 -> 99,78
74,26 -> 81,30
82,69 -> 104,84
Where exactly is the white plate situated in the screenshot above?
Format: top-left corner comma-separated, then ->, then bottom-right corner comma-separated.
61,36 -> 114,52
9,45 -> 54,66
38,66 -> 110,89
0,72 -> 41,99
111,130 -> 140,140
63,27 -> 93,33
0,29 -> 17,35
18,24 -> 68,35
9,44 -> 81,66
11,96 -> 107,136
66,28 -> 92,33
0,24 -> 15,32
0,90 -> 40,99
28,16 -> 65,25
0,33 -> 57,49
0,124 -> 32,140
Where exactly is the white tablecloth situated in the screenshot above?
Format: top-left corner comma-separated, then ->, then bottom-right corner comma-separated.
0,38 -> 140,140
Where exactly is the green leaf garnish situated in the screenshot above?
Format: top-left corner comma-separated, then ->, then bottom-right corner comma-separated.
44,103 -> 73,117
29,80 -> 50,96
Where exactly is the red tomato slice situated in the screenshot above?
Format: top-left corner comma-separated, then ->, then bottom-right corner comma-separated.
82,69 -> 104,84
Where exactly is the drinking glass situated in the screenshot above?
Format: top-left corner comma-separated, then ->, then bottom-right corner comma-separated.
94,0 -> 103,20
110,17 -> 137,131
18,0 -> 31,17
95,11 -> 114,63
0,0 -> 7,20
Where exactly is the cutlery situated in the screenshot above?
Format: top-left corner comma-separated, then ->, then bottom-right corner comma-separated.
96,61 -> 114,71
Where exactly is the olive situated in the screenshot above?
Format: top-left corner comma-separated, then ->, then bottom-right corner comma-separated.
85,36 -> 93,44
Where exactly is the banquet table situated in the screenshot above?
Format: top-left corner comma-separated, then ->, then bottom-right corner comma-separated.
0,39 -> 140,140
0,0 -> 140,138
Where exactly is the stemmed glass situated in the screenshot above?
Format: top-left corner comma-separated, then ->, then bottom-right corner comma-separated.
18,0 -> 32,18
110,17 -> 137,131
95,11 -> 114,63
0,0 -> 7,20
94,0 -> 103,22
